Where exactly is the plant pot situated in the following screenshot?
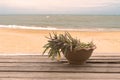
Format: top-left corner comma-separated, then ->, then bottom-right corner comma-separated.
64,49 -> 94,65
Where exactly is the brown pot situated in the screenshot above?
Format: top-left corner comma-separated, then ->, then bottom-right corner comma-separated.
64,49 -> 94,65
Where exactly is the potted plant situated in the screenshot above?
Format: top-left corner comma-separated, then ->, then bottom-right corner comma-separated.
43,32 -> 96,65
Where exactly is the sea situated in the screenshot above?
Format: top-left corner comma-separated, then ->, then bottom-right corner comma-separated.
0,15 -> 120,31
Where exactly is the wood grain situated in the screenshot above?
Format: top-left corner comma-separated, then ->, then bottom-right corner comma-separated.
0,54 -> 119,80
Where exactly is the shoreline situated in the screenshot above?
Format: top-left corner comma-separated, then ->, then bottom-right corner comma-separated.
0,28 -> 120,54
1,25 -> 120,32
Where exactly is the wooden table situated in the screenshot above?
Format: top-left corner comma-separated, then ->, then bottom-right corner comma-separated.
0,53 -> 119,80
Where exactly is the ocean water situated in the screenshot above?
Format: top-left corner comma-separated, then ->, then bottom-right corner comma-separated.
0,15 -> 120,31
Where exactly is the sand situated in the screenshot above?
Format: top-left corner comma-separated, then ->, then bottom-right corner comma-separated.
0,28 -> 120,54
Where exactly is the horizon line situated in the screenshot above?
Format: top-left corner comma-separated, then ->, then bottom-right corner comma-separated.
0,14 -> 120,16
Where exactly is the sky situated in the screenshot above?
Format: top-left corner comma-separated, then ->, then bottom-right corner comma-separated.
0,0 -> 120,15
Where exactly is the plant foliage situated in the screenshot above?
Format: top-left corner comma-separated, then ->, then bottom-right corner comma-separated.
43,32 -> 96,60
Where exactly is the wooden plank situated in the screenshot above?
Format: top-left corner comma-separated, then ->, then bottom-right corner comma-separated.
0,78 -> 119,80
0,55 -> 51,62
90,56 -> 120,60
0,62 -> 119,72
0,55 -> 119,59
0,66 -> 119,73
0,58 -> 52,63
0,72 -> 120,79
0,55 -> 47,59
0,56 -> 119,61
0,59 -> 118,63
0,55 -> 120,59
0,62 -> 119,67
0,55 -> 119,63
92,53 -> 120,56
88,60 -> 120,62
1,56 -> 120,60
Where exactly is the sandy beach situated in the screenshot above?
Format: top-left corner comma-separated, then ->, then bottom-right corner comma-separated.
0,28 -> 120,54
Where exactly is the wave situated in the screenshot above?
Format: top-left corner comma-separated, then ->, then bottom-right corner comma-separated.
0,25 -> 57,30
0,25 -> 120,31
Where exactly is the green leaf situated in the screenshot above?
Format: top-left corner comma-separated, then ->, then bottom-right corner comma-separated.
57,51 -> 61,61
49,33 -> 52,39
42,45 -> 50,55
